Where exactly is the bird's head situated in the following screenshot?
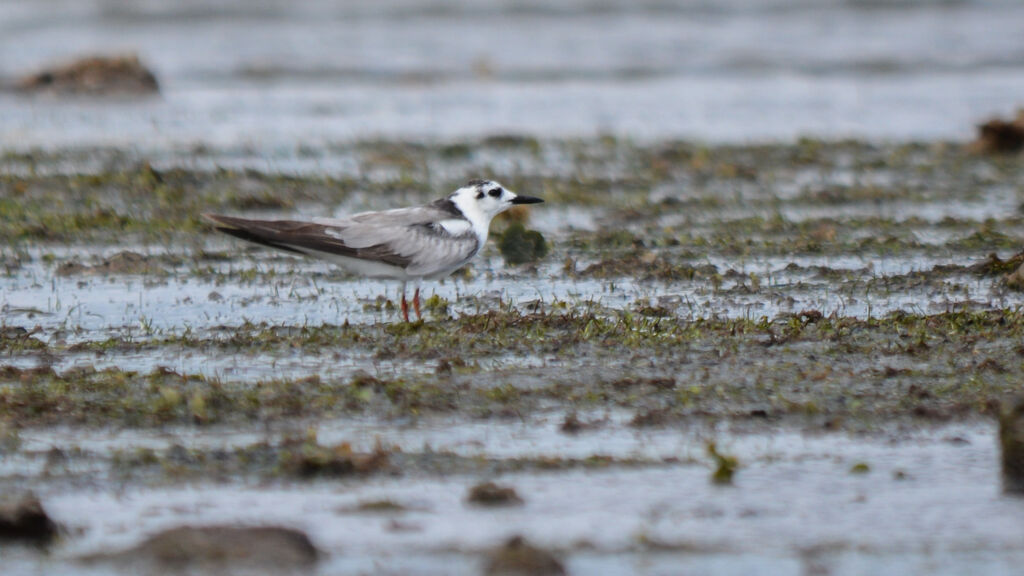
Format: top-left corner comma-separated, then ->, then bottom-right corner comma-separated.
449,179 -> 543,223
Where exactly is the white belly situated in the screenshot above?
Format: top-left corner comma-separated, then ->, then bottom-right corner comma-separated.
313,251 -> 413,280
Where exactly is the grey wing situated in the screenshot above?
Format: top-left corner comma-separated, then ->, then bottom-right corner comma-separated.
389,224 -> 479,276
323,206 -> 480,276
315,205 -> 448,248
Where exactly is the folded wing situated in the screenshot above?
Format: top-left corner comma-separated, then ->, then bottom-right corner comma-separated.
204,204 -> 479,277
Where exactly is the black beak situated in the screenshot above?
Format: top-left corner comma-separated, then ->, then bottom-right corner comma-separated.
510,195 -> 544,205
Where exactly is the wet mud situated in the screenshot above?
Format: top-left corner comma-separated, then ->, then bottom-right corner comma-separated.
2,137 -> 1024,575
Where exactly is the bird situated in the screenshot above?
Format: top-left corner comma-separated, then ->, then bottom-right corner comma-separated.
203,179 -> 543,322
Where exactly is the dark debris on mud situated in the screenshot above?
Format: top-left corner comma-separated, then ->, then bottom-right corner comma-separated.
24,438 -> 662,487
971,109 -> 1024,154
467,482 -> 524,507
16,54 -> 159,96
0,492 -> 59,545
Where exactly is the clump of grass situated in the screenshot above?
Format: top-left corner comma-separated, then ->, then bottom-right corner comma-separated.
498,223 -> 549,265
633,298 -> 673,317
970,251 -> 1024,276
560,411 -> 584,434
484,383 -> 522,405
628,407 -> 672,428
706,442 -> 738,485
1006,265 -> 1024,291
0,333 -> 47,353
849,462 -> 871,474
423,294 -> 450,317
278,430 -> 391,478
578,251 -> 716,281
466,481 -> 523,506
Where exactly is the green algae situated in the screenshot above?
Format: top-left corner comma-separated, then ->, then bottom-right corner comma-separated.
849,462 -> 871,474
498,223 -> 549,265
3,308 -> 1023,429
707,442 -> 739,485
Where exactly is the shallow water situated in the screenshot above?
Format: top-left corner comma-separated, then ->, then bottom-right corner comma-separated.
1,244 -> 1011,357
2,0 -> 1024,153
9,422 -> 1024,576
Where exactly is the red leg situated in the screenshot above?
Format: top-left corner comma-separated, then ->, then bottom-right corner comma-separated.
400,291 -> 410,322
413,287 -> 421,320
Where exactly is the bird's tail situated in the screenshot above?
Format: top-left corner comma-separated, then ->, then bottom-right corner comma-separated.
202,214 -> 308,254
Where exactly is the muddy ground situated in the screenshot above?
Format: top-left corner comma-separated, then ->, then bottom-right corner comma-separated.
2,138 -> 1024,575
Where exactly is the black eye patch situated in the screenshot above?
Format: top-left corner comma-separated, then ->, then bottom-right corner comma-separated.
488,188 -> 502,198
476,191 -> 485,199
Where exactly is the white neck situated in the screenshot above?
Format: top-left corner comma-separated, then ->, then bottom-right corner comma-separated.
450,194 -> 494,246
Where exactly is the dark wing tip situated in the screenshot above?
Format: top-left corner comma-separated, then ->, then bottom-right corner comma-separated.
202,213 -> 249,231
202,214 -> 309,255
202,213 -> 229,226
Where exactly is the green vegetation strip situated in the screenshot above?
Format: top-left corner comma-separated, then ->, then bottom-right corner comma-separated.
2,139 -> 1022,254
2,309 -> 1021,428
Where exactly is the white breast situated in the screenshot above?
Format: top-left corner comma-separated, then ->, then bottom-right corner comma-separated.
438,219 -> 473,235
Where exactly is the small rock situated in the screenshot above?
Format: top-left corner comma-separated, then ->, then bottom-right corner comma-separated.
484,535 -> 566,576
101,251 -> 152,274
55,261 -> 90,276
810,222 -> 837,242
560,412 -> 584,434
94,525 -> 319,569
0,326 -> 28,338
281,437 -> 390,478
971,111 -> 1024,154
1005,262 -> 1024,291
18,54 -> 159,96
0,492 -> 59,544
999,398 -> 1024,494
798,309 -> 825,323
467,481 -> 523,507
559,411 -> 607,434
629,407 -> 672,428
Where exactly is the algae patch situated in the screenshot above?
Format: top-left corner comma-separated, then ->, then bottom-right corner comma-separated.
499,223 -> 549,265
